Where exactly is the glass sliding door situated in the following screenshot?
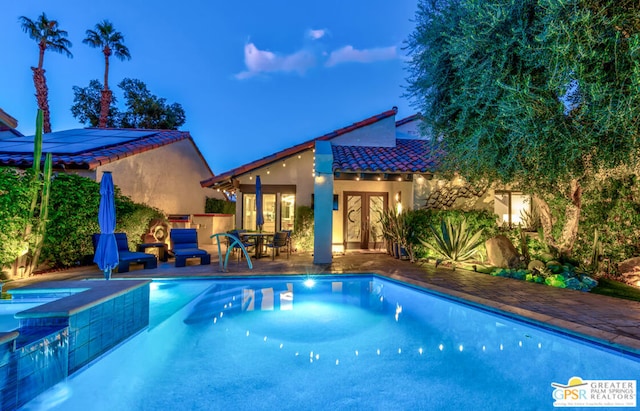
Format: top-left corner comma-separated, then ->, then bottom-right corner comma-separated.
280,194 -> 295,231
243,194 -> 256,230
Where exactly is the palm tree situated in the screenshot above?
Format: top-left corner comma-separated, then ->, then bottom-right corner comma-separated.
83,20 -> 131,128
19,13 -> 73,133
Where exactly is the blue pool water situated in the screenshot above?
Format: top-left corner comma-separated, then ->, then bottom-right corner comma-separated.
0,298 -> 61,331
21,275 -> 640,410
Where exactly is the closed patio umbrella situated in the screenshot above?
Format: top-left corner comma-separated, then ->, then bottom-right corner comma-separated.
93,172 -> 119,280
256,175 -> 264,232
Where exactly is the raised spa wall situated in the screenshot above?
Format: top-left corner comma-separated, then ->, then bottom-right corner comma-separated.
0,280 -> 150,410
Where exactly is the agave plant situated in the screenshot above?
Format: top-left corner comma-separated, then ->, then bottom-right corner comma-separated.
420,217 -> 484,270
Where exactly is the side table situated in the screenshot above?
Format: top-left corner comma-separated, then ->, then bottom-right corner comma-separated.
137,242 -> 168,262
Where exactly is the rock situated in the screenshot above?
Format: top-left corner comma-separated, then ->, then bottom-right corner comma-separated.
485,235 -> 521,268
616,257 -> 640,288
528,260 -> 546,271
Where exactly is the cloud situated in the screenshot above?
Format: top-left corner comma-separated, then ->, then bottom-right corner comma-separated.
325,45 -> 398,67
235,43 -> 316,79
307,29 -> 327,40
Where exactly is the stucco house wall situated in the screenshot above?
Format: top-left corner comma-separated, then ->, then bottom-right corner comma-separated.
232,149 -> 316,228
329,116 -> 397,147
96,139 -> 215,215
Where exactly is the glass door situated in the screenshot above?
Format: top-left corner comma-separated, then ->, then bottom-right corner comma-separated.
344,192 -> 387,250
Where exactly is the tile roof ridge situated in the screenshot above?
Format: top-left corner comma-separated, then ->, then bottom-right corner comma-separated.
395,113 -> 422,127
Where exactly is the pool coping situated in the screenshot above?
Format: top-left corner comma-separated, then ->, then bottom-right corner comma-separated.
11,279 -> 151,318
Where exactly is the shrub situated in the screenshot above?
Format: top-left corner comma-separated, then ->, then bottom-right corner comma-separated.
41,173 -> 165,268
0,167 -> 31,270
292,205 -> 313,252
116,196 -> 165,250
205,197 -> 236,214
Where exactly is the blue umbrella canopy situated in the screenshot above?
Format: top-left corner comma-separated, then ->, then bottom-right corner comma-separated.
93,172 -> 119,279
255,175 -> 264,231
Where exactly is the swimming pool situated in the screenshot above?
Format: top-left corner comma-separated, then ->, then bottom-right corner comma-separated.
0,298 -> 62,332
22,275 -> 640,410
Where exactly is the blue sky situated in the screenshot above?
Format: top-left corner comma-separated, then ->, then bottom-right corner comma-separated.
0,0 -> 419,173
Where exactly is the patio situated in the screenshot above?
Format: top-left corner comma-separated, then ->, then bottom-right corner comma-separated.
4,247 -> 640,355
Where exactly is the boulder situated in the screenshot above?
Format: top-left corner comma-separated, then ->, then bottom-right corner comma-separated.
485,235 -> 521,268
617,257 -> 640,288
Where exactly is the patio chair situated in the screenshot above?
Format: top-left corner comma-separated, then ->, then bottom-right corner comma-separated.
228,229 -> 255,262
169,228 -> 211,267
92,233 -> 158,273
265,231 -> 290,260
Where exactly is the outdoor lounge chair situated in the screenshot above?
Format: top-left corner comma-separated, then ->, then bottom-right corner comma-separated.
92,233 -> 158,273
169,228 -> 211,267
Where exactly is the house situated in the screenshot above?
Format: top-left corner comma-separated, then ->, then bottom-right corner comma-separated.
0,108 -> 23,138
0,125 -> 217,215
201,107 -> 532,264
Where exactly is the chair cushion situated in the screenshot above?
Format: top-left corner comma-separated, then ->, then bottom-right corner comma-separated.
119,251 -> 156,262
173,248 -> 208,257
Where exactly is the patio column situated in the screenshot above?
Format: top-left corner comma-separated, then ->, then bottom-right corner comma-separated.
313,140 -> 333,264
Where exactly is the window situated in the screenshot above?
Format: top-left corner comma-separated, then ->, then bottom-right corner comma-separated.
494,191 -> 531,228
243,191 -> 295,231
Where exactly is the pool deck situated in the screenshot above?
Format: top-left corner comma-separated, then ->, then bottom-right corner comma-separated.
4,248 -> 640,355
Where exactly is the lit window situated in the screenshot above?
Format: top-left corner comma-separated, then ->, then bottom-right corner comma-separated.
494,191 -> 531,228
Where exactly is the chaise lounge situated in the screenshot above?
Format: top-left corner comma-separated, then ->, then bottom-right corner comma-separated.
169,228 -> 211,267
92,233 -> 158,273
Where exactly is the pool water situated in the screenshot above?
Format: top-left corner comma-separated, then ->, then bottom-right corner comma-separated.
21,276 -> 640,410
0,299 -> 60,332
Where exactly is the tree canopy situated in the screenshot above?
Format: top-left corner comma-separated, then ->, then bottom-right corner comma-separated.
407,0 -> 640,189
71,78 -> 186,130
405,0 -> 640,254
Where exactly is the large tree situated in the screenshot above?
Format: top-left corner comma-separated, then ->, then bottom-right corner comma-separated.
70,80 -> 120,127
71,78 -> 186,130
406,0 -> 640,257
83,20 -> 131,128
118,78 -> 186,129
19,13 -> 73,133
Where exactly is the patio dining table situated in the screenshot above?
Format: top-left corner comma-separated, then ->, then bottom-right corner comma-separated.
240,232 -> 274,259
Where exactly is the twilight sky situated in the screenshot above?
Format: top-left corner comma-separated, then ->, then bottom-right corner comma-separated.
0,0 -> 419,173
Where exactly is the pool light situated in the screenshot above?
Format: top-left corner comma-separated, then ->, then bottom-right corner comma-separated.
303,278 -> 316,288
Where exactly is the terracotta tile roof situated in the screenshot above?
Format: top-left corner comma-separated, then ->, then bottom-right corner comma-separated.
333,138 -> 441,173
201,107 -> 399,187
0,128 -> 207,172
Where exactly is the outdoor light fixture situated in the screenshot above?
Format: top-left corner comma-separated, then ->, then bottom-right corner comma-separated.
282,161 -> 286,167
397,177 -> 402,182
249,174 -> 253,180
298,155 -> 301,159
377,176 -> 381,181
267,169 -> 270,174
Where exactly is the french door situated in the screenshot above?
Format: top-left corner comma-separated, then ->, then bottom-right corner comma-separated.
344,192 -> 387,250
